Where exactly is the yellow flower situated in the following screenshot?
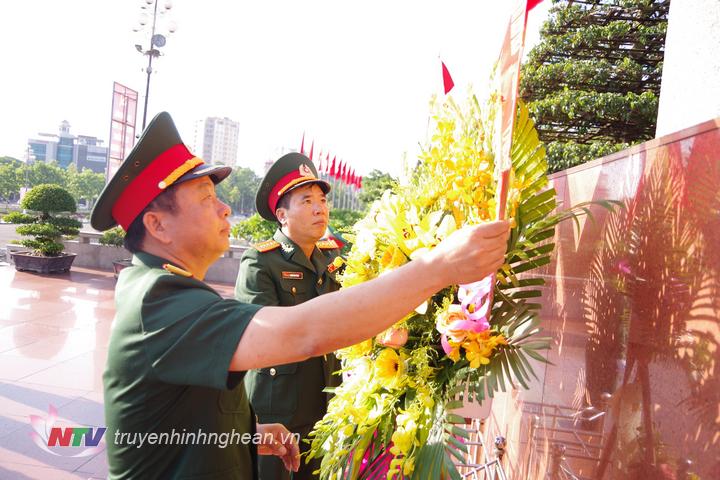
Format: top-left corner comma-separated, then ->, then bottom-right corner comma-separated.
374,348 -> 405,385
337,339 -> 373,360
464,340 -> 492,368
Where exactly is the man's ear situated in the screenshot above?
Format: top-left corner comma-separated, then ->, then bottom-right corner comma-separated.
275,208 -> 288,227
142,210 -> 173,245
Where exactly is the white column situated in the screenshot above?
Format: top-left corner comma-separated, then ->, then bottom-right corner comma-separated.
655,0 -> 720,137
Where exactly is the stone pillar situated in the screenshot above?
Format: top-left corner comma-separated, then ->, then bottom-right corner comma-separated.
655,0 -> 720,137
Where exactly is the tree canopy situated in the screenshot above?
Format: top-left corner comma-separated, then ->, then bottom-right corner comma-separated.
520,0 -> 670,172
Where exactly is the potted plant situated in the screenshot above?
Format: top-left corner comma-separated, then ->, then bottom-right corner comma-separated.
5,184 -> 82,273
99,226 -> 131,277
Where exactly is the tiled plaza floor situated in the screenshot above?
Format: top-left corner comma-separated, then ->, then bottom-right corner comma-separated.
0,263 -> 234,479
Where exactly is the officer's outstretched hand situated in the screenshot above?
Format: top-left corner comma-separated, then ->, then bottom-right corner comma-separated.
256,423 -> 300,472
425,220 -> 510,286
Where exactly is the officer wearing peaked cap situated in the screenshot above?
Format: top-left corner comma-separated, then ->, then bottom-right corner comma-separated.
235,152 -> 342,480
92,112 -> 511,479
95,112 -> 298,479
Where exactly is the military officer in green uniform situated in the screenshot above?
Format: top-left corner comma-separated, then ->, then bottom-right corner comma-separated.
235,153 -> 343,480
92,111 -> 510,479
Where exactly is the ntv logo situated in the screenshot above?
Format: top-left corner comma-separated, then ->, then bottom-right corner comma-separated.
29,405 -> 105,457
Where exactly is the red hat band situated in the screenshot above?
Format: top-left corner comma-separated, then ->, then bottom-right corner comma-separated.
267,167 -> 319,215
112,144 -> 203,230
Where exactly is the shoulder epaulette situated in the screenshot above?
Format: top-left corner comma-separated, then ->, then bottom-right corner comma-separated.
253,239 -> 281,253
316,239 -> 340,250
162,263 -> 193,278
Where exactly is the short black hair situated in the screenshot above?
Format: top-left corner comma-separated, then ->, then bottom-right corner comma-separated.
123,186 -> 178,253
274,191 -> 293,227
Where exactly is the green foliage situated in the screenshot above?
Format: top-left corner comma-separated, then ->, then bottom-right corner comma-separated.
357,169 -> 397,208
0,163 -> 21,201
521,0 -> 670,172
0,158 -> 106,205
99,226 -> 126,247
14,184 -> 79,256
546,140 -> 630,171
231,213 -> 276,242
2,211 -> 34,224
24,160 -> 67,188
329,208 -> 364,234
216,167 -> 261,216
65,165 -> 105,206
21,184 -> 76,215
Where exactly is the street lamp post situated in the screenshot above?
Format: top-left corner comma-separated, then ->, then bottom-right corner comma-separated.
134,0 -> 176,130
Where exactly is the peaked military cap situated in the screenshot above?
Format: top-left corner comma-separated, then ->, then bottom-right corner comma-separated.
256,152 -> 331,221
91,112 -> 231,231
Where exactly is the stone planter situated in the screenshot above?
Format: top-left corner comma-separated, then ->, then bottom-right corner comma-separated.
11,251 -> 77,274
112,258 -> 133,278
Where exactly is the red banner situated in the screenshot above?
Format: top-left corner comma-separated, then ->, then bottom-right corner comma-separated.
107,82 -> 138,182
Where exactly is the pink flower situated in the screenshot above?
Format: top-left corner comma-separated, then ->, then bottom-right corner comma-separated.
458,275 -> 493,323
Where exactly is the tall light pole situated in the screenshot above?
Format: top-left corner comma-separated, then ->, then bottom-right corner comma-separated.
133,0 -> 176,130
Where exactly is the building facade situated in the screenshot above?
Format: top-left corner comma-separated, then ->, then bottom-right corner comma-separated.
193,117 -> 239,165
27,121 -> 108,173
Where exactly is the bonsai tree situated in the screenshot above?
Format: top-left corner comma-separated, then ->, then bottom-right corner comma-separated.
8,184 -> 81,256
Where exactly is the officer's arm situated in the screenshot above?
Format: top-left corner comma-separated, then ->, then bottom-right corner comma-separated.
234,250 -> 280,306
229,221 -> 509,371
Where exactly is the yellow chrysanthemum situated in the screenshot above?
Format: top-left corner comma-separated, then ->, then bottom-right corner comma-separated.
374,348 -> 405,386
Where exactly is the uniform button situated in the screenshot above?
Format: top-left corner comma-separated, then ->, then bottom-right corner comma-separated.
269,368 -> 277,376
317,278 -> 323,286
291,287 -> 297,294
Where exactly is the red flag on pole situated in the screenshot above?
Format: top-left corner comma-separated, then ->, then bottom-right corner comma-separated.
308,140 -> 314,161
300,132 -> 305,155
324,153 -> 330,174
338,161 -> 345,183
441,61 -> 455,95
329,156 -> 337,178
494,0 -> 544,220
317,149 -> 324,172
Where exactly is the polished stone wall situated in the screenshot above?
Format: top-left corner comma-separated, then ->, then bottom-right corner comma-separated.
482,118 -> 720,480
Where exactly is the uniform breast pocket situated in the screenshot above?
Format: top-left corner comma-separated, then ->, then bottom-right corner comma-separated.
244,363 -> 299,423
278,279 -> 309,305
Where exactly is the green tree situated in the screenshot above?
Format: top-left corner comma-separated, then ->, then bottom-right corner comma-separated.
66,165 -> 105,208
7,184 -> 81,256
216,167 -> 261,217
0,163 -> 21,204
357,169 -> 397,208
520,0 -> 670,172
22,160 -> 67,188
231,213 -> 276,243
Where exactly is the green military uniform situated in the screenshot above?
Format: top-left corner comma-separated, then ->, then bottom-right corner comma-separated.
91,112 -> 263,479
104,252 -> 261,479
236,231 -> 342,480
236,152 -> 341,480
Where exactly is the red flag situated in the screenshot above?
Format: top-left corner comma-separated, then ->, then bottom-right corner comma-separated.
324,153 -> 330,174
358,175 -> 363,189
308,140 -> 314,161
441,61 -> 454,95
317,149 -> 324,172
300,132 -> 305,154
338,160 -> 345,183
329,156 -> 337,178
